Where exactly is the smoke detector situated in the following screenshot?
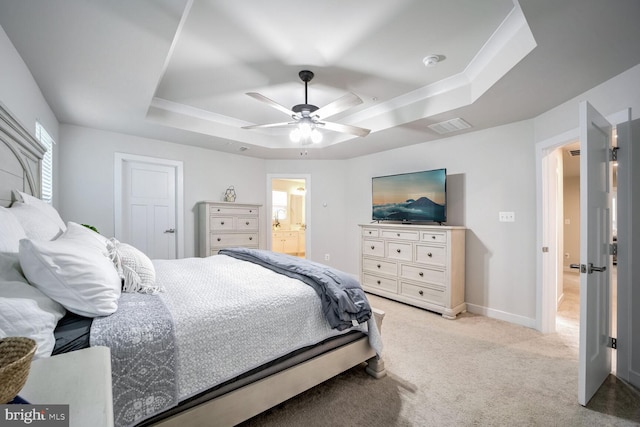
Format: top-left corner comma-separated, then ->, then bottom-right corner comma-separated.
423,54 -> 443,67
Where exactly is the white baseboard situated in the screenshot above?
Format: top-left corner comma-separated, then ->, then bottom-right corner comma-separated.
466,303 -> 537,329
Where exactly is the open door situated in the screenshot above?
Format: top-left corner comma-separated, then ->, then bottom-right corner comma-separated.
577,101 -> 613,405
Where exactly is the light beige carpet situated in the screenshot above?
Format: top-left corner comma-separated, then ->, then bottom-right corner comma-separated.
239,285 -> 640,426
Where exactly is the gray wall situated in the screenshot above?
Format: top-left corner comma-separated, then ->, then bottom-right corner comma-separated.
345,120 -> 538,323
0,26 -> 59,204
58,125 -> 266,258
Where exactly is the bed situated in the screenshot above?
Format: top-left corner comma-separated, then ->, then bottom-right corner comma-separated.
0,102 -> 386,427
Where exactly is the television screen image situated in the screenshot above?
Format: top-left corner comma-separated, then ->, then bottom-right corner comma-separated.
372,168 -> 446,223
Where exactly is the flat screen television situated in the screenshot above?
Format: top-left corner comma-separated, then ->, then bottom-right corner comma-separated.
372,168 -> 446,224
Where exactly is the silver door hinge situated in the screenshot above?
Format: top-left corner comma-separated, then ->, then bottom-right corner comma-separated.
542,246 -> 549,253
608,337 -> 617,349
610,243 -> 617,256
610,147 -> 619,161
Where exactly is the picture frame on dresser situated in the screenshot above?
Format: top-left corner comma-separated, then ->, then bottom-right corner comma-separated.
359,223 -> 466,319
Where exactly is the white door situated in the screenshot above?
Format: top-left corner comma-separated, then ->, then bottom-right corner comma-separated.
578,101 -> 613,405
122,161 -> 176,259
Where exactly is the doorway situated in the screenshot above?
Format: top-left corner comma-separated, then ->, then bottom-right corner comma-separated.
556,141 -> 581,352
114,153 -> 184,259
539,132 -> 618,362
267,175 -> 310,258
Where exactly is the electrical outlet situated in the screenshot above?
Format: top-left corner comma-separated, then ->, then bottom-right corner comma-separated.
324,254 -> 330,261
499,211 -> 515,222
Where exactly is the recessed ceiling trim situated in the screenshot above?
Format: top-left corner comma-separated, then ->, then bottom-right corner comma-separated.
340,2 -> 536,132
150,97 -> 249,127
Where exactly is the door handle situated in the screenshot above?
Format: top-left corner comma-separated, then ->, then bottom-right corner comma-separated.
570,263 -> 587,273
570,263 -> 606,274
164,228 -> 175,234
588,263 -> 606,274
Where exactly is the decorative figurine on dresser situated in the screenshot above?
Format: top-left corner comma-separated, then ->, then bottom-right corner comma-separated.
198,201 -> 261,256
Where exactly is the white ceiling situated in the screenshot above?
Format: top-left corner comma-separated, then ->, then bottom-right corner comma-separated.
1,0 -> 639,160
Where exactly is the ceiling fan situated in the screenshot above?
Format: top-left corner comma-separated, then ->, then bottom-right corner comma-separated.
242,70 -> 370,144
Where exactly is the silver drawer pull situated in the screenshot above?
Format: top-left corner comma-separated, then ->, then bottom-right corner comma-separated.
220,221 -> 225,225
418,290 -> 424,296
217,238 -> 221,242
217,208 -> 221,212
164,228 -> 175,234
397,233 -> 400,237
246,221 -> 250,225
428,252 -> 433,257
419,272 -> 424,277
368,231 -> 372,235
431,235 -> 436,240
249,237 -> 253,240
371,245 -> 375,250
396,249 -> 401,253
377,264 -> 381,269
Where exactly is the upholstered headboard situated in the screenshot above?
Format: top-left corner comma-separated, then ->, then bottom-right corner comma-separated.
0,102 -> 45,207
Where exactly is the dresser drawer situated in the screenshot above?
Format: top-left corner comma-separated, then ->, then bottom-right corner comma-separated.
381,229 -> 420,241
363,239 -> 384,257
211,233 -> 258,248
362,257 -> 397,276
387,241 -> 412,261
210,206 -> 259,216
363,273 -> 398,293
400,263 -> 446,284
400,281 -> 445,306
415,244 -> 447,266
209,216 -> 234,231
421,231 -> 447,243
362,228 -> 379,238
237,217 -> 259,230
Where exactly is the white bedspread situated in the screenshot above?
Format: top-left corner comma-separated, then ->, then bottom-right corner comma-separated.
154,254 -> 367,400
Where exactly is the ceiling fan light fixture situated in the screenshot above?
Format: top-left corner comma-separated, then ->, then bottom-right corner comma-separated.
299,120 -> 312,139
290,127 -> 302,143
311,128 -> 323,143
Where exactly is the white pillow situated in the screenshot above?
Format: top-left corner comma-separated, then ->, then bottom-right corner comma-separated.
0,252 -> 66,359
14,190 -> 66,232
63,221 -> 110,251
9,202 -> 63,241
110,241 -> 162,294
19,226 -> 121,318
0,206 -> 28,252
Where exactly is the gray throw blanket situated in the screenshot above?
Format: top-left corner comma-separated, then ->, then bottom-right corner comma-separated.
218,248 -> 372,330
91,293 -> 177,427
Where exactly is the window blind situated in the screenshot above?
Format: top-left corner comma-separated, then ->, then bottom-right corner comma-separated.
35,122 -> 54,203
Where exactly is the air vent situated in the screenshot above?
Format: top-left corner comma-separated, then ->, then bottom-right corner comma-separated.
569,149 -> 580,157
428,118 -> 472,135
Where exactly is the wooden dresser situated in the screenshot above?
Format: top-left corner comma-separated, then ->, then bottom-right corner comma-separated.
359,223 -> 466,319
198,201 -> 261,256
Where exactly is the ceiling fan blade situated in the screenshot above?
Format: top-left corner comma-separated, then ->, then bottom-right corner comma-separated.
320,121 -> 370,137
313,93 -> 363,120
246,92 -> 296,117
242,121 -> 296,130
